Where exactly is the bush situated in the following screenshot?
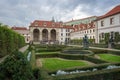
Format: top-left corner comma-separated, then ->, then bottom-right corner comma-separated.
35,45 -> 66,52
0,24 -> 25,57
51,63 -> 120,80
0,51 -> 35,80
89,49 -> 108,54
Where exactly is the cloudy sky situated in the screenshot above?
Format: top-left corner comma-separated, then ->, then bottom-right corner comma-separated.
0,0 -> 120,27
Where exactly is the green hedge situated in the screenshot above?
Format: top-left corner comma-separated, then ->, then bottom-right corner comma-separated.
50,63 -> 120,80
54,68 -> 120,80
84,56 -> 107,64
0,24 -> 25,57
36,53 -> 107,64
0,51 -> 35,80
35,45 -> 66,52
89,49 -> 108,54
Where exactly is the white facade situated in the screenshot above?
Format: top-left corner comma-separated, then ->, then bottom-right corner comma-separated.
70,28 -> 95,40
97,13 -> 120,43
58,28 -> 72,44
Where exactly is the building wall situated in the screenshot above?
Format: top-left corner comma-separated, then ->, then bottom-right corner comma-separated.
70,28 -> 95,40
13,30 -> 30,43
97,13 -> 120,43
29,27 -> 72,44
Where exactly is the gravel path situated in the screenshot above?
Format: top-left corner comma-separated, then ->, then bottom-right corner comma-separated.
68,45 -> 120,52
36,59 -> 42,67
19,45 -> 29,53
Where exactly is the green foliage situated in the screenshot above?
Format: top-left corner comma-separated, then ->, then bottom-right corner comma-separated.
104,33 -> 110,44
114,32 -> 120,43
33,68 -> 42,80
30,50 -> 36,69
35,45 -> 66,52
90,44 -> 107,48
98,54 -> 120,63
0,51 -> 35,80
0,24 -> 25,57
41,58 -> 89,72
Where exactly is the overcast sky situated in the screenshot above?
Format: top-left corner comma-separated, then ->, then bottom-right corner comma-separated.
0,0 -> 120,27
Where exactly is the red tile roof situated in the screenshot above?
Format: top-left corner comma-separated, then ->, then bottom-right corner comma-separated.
11,27 -> 28,30
99,5 -> 120,19
29,20 -> 74,29
73,22 -> 95,32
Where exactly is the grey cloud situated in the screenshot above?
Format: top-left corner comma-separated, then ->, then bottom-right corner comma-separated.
0,0 -> 120,27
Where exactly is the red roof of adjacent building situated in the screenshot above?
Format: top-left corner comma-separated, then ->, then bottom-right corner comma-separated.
29,20 -> 74,29
99,5 -> 120,19
73,22 -> 95,32
11,27 -> 28,30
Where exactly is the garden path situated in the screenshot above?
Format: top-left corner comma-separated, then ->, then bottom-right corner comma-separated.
36,59 -> 42,67
0,45 -> 29,63
68,45 -> 120,52
19,45 -> 29,53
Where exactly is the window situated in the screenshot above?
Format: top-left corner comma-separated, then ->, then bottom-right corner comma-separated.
101,21 -> 104,26
61,38 -> 63,40
35,22 -> 38,26
66,33 -> 67,36
87,30 -> 88,33
90,30 -> 92,33
93,29 -> 95,32
61,33 -> 63,36
101,33 -> 104,38
66,29 -> 67,32
90,36 -> 91,39
110,17 -> 114,25
68,29 -> 70,32
68,33 -> 70,36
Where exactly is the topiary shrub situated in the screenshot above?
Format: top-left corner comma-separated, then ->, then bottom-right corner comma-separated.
0,51 -> 35,80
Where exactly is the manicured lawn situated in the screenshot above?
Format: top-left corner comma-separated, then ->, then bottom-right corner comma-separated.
36,51 -> 59,54
41,58 -> 90,71
98,54 -> 120,63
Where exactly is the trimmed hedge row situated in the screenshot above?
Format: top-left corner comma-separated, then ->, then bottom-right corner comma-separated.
89,49 -> 108,54
36,53 -> 107,64
50,63 -> 120,80
53,68 -> 120,80
0,25 -> 25,57
35,45 -> 66,52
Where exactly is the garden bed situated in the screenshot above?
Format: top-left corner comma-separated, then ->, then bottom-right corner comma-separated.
41,58 -> 94,72
97,54 -> 120,63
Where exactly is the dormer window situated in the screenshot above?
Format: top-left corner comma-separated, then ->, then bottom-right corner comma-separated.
44,22 -> 47,26
35,22 -> 38,26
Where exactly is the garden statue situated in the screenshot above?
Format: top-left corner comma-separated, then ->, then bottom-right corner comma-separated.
108,32 -> 114,48
83,35 -> 89,49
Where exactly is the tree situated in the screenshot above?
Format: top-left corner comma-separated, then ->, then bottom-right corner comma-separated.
114,32 -> 120,43
104,33 -> 110,44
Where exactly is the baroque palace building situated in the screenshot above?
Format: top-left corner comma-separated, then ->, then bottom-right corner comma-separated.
29,20 -> 73,44
12,5 -> 120,44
